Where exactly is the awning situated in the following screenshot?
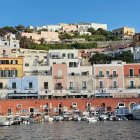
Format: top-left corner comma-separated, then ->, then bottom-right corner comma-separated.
8,93 -> 38,97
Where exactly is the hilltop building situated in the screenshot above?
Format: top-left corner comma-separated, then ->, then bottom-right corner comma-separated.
112,26 -> 135,40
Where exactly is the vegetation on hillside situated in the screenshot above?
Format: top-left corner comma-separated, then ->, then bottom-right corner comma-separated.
89,51 -> 134,64
59,28 -> 121,41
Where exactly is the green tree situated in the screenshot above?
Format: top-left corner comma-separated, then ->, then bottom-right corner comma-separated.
2,26 -> 17,34
15,24 -> 25,32
20,36 -> 32,49
0,28 -> 7,37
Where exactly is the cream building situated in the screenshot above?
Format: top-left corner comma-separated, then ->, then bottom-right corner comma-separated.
112,26 -> 135,39
21,31 -> 60,43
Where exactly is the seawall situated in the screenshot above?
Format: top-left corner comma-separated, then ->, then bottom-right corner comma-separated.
0,98 -> 140,115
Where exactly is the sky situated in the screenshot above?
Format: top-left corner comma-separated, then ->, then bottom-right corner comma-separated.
0,0 -> 140,32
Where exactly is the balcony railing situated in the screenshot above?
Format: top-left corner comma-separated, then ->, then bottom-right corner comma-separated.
53,76 -> 63,79
108,74 -> 118,78
109,86 -> 118,89
125,75 -> 139,78
96,86 -> 104,89
127,86 -> 136,89
95,75 -> 104,78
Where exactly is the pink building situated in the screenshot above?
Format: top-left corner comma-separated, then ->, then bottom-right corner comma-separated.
93,61 -> 125,97
52,64 -> 67,91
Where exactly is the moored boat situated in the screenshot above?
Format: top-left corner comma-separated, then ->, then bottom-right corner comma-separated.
131,104 -> 140,120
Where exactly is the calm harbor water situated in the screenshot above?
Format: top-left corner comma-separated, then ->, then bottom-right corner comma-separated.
0,121 -> 140,140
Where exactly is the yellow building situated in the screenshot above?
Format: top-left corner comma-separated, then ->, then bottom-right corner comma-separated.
0,57 -> 23,78
112,26 -> 135,39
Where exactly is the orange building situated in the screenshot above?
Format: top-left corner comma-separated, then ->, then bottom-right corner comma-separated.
0,98 -> 140,116
124,63 -> 140,89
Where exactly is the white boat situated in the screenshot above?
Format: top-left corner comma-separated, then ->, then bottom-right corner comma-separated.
0,119 -> 12,126
73,115 -> 81,121
131,104 -> 140,120
44,115 -> 54,122
87,117 -> 98,123
54,116 -> 64,121
99,114 -> 109,121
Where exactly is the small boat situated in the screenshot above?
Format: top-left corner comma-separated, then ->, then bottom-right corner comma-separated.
0,118 -> 12,126
87,117 -> 98,123
63,115 -> 72,121
44,115 -> 54,122
131,104 -> 140,120
115,107 -> 132,120
54,116 -> 64,121
99,114 -> 109,121
73,115 -> 81,121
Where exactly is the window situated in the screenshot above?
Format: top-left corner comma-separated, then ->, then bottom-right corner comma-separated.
29,108 -> 34,113
129,69 -> 134,76
11,60 -> 18,64
55,83 -> 62,90
69,82 -> 73,89
99,71 -> 103,76
69,62 -> 77,67
62,53 -> 65,57
139,69 -> 140,75
25,63 -> 29,67
113,81 -> 117,88
7,109 -> 12,115
82,81 -> 86,89
68,53 -> 74,59
12,82 -> 16,89
29,82 -> 33,89
2,50 -> 6,55
44,82 -> 48,89
118,102 -> 125,108
0,82 -> 3,89
106,71 -> 109,76
130,81 -> 135,88
99,81 -> 103,88
113,71 -> 117,76
72,102 -> 77,108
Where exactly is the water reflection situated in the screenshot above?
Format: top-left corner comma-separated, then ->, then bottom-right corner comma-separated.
0,121 -> 140,140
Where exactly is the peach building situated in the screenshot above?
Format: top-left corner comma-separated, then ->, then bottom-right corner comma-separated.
61,25 -> 77,32
52,64 -> 68,96
93,61 -> 125,97
21,31 -> 60,44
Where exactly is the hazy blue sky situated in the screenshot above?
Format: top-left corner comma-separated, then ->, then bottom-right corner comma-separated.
0,0 -> 140,31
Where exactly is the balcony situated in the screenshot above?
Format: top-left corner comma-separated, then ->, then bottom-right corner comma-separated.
125,75 -> 138,78
127,86 -> 136,89
53,76 -> 63,79
109,86 -> 118,89
95,75 -> 104,78
108,74 -> 118,78
96,86 -> 104,90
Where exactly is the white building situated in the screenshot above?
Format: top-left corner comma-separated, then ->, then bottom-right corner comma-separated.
0,38 -> 20,48
77,22 -> 107,32
133,46 -> 140,60
47,25 -> 62,32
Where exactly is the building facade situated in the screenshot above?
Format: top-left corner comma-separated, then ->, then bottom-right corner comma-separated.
112,26 -> 135,39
